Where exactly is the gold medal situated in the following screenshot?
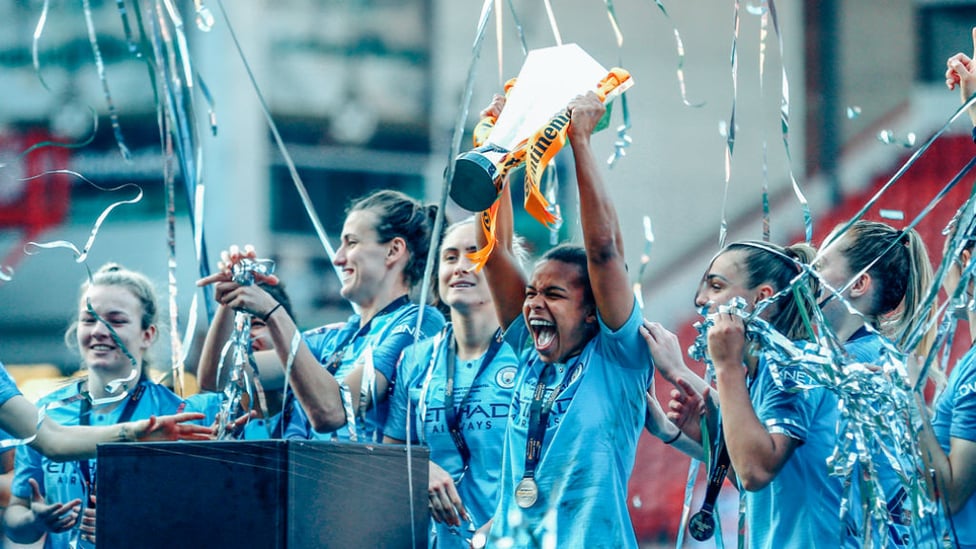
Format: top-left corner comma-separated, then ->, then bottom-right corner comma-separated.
514,477 -> 539,508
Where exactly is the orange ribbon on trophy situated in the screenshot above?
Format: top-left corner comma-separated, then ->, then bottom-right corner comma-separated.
466,68 -> 632,270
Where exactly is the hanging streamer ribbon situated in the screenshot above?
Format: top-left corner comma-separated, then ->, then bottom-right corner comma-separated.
414,3 -> 497,547
604,0 -> 633,169
718,0 -> 740,248
82,0 -> 131,161
607,91 -> 633,168
632,216 -> 654,308
767,0 -> 813,244
215,0 -> 341,283
23,174 -> 142,264
505,0 -> 528,56
26,0 -> 99,157
648,0 -> 705,108
542,0 -> 563,46
495,0 -> 504,86
757,4 -> 771,242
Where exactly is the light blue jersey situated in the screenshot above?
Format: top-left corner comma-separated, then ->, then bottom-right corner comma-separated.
290,300 -> 445,441
745,351 -> 846,548
0,362 -> 21,407
10,380 -> 184,549
489,299 -> 651,549
843,328 -> 935,548
932,344 -> 976,548
385,326 -> 519,548
183,392 -> 280,440
0,363 -> 23,447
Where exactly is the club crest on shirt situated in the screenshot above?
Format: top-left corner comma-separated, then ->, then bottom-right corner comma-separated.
495,366 -> 517,389
569,364 -> 583,384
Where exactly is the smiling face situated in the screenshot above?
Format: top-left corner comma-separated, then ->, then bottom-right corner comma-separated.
694,249 -> 759,313
523,259 -> 596,364
77,284 -> 155,377
438,223 -> 491,315
334,209 -> 392,307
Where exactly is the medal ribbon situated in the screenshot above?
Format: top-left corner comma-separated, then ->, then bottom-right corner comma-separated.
274,295 -> 409,439
443,327 -> 505,473
688,433 -> 731,541
78,380 -> 148,494
520,349 -> 589,483
325,295 -> 410,375
333,295 -> 409,441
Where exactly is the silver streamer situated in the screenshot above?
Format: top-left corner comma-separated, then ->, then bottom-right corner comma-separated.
692,296 -> 941,544
213,257 -> 275,440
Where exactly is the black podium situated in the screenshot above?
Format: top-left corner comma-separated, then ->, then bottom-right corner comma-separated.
96,440 -> 429,548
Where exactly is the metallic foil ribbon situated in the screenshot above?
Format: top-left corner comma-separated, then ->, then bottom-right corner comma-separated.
413,4 -> 496,545
542,0 -> 563,46
632,216 -> 654,309
693,296 -> 941,545
82,0 -> 131,160
214,0 -> 341,282
24,174 -> 143,265
28,0 -> 99,156
717,0 -> 740,248
607,86 -> 633,168
647,0 -> 705,108
213,257 -> 275,439
766,0 -> 812,244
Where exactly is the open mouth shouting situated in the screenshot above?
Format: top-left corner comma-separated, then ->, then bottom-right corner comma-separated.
529,318 -> 557,353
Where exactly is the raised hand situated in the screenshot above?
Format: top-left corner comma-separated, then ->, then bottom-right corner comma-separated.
946,27 -> 976,125
567,92 -> 606,142
197,244 -> 279,287
707,312 -> 747,377
640,321 -> 691,385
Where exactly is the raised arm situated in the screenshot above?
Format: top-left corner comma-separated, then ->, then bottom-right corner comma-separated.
568,92 -> 633,330
946,26 -> 976,126
475,95 -> 527,330
198,270 -> 346,433
196,297 -> 235,392
708,313 -> 798,491
198,245 -> 281,392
